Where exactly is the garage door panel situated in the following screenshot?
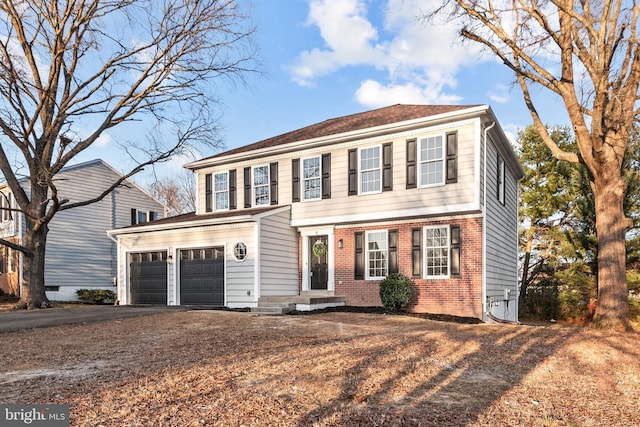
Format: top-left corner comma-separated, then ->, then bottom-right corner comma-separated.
130,252 -> 167,305
180,247 -> 225,306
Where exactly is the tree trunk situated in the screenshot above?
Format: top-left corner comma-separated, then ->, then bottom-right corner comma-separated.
15,218 -> 51,309
592,177 -> 631,331
519,225 -> 534,309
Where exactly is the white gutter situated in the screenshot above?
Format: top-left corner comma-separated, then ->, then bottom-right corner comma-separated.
482,121 -> 496,322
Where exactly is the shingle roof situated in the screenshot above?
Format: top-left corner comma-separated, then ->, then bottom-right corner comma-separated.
204,104 -> 479,161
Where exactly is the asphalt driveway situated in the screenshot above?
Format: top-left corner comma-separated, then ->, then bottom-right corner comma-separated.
0,305 -> 189,333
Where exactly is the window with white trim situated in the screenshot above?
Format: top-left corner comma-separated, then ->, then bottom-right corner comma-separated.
425,226 -> 449,278
360,146 -> 381,194
233,242 -> 247,261
253,165 -> 270,206
302,156 -> 321,201
214,172 -> 229,210
419,135 -> 444,186
366,230 -> 388,279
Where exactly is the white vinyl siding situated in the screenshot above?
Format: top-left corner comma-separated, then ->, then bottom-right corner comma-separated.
419,135 -> 445,187
259,209 -> 298,296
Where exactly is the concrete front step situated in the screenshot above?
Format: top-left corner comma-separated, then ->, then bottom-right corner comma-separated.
251,293 -> 346,315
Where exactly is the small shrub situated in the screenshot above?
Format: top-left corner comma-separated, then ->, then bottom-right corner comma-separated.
629,296 -> 640,321
76,289 -> 116,304
379,273 -> 414,312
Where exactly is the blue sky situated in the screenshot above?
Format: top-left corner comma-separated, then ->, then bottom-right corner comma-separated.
79,0 -> 570,185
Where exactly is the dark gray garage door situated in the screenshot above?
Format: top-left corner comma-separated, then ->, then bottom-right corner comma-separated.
180,247 -> 225,305
129,251 -> 168,304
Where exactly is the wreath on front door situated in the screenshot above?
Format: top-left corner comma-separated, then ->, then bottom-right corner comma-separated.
312,240 -> 327,259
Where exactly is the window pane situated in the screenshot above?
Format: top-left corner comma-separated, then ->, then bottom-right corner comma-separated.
360,147 -> 381,193
253,166 -> 270,205
367,231 -> 388,278
214,172 -> 229,210
425,227 -> 449,277
255,186 -> 269,205
419,136 -> 444,186
303,157 -> 321,200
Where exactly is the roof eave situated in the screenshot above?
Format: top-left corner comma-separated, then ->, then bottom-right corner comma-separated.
185,105 -> 490,170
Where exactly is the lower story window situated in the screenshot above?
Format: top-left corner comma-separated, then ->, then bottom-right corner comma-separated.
425,226 -> 449,278
366,230 -> 388,279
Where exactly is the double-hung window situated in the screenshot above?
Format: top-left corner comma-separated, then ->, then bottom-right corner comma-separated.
419,135 -> 444,187
302,156 -> 321,201
366,230 -> 388,279
360,146 -> 381,194
214,172 -> 229,210
425,226 -> 450,278
253,165 -> 270,206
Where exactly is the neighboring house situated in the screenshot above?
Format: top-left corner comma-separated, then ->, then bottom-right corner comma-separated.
108,104 -> 524,322
0,159 -> 165,301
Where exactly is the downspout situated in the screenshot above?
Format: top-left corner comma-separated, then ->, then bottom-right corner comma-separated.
482,121 -> 495,323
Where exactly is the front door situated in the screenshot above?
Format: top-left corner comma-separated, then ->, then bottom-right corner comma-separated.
310,235 -> 328,290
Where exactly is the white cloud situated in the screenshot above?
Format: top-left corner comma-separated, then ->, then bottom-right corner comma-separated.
94,132 -> 114,148
290,0 -> 487,102
488,83 -> 512,104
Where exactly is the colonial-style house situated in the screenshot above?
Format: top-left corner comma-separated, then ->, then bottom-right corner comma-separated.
0,159 -> 165,301
108,104 -> 524,322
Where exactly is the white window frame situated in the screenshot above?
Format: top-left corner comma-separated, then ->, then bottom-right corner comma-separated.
365,229 -> 388,280
253,165 -> 270,206
418,135 -> 445,188
497,155 -> 505,205
233,242 -> 248,262
302,156 -> 322,201
358,145 -> 382,195
424,225 -> 450,279
214,172 -> 229,211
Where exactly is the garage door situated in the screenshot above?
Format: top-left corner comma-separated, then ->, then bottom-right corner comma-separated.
180,247 -> 225,305
129,251 -> 167,304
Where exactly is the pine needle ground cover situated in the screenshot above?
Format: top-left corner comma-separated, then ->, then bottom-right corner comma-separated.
1,310 -> 638,426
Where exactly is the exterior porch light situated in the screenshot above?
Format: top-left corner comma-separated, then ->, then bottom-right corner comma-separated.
338,239 -> 343,249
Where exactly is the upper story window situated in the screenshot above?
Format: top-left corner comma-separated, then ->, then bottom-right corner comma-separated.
419,135 -> 444,187
131,209 -> 157,225
0,192 -> 12,222
497,154 -> 505,205
253,165 -> 270,206
302,156 -> 321,201
359,146 -> 382,194
214,172 -> 229,211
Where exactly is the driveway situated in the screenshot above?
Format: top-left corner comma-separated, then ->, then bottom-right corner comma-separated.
0,305 -> 189,333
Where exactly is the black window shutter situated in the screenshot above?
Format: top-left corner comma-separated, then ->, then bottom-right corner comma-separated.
131,208 -> 137,225
411,227 -> 422,277
354,231 -> 364,280
388,229 -> 398,274
446,132 -> 458,184
348,148 -> 358,196
406,139 -> 417,189
292,158 -> 300,203
229,169 -> 237,210
270,162 -> 278,205
321,153 -> 331,199
205,173 -> 212,212
382,142 -> 393,191
149,211 -> 157,221
450,225 -> 461,277
243,167 -> 251,208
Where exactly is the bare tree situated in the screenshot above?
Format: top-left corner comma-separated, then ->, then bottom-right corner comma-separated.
148,169 -> 196,216
426,1 -> 640,330
0,0 -> 256,309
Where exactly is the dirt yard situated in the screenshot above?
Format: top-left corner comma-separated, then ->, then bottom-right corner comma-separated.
0,309 -> 638,426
